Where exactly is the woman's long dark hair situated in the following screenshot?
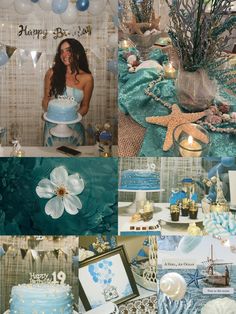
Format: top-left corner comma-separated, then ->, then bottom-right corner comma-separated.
50,38 -> 91,97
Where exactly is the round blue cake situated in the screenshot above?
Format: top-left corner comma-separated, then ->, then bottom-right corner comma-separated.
120,169 -> 160,190
9,283 -> 73,313
47,98 -> 78,122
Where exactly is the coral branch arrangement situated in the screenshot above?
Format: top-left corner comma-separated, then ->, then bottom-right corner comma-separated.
166,0 -> 236,71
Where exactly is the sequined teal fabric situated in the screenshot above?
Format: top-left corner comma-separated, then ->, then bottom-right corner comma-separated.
119,48 -> 236,156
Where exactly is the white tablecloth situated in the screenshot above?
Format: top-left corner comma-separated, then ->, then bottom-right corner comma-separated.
0,145 -> 118,157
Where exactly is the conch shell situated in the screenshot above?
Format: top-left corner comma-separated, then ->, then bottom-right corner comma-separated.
160,272 -> 187,301
201,297 -> 236,314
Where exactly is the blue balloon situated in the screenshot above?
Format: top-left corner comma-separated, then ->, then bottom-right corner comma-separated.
0,51 -> 9,66
52,0 -> 68,14
76,0 -> 89,11
221,157 -> 235,168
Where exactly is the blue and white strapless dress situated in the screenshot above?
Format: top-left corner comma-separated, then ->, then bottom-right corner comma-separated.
44,86 -> 85,146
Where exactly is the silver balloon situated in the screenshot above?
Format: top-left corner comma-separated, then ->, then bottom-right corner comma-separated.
60,2 -> 78,24
38,0 -> 52,11
14,0 -> 34,14
88,0 -> 107,15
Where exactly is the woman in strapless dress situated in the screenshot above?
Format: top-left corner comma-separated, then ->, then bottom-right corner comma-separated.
42,38 -> 94,146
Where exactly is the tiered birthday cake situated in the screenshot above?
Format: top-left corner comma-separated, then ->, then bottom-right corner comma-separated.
9,284 -> 73,314
120,169 -> 160,190
47,96 -> 78,122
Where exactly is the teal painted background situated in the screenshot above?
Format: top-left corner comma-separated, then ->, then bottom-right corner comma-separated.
0,158 -> 118,235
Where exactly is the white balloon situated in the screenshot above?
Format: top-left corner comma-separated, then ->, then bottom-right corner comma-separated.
88,0 -> 107,16
0,0 -> 14,9
38,0 -> 52,11
14,0 -> 33,15
108,0 -> 117,13
60,3 -> 78,24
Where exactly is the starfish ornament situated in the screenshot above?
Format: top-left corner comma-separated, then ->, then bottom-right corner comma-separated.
187,269 -> 205,288
150,11 -> 161,30
125,16 -> 143,35
146,104 -> 208,151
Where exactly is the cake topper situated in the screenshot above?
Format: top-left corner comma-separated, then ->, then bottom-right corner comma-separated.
57,95 -> 75,102
29,271 -> 66,284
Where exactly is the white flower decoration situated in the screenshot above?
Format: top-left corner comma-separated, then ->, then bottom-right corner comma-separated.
36,166 -> 84,219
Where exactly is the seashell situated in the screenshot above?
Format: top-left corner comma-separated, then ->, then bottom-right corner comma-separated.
178,236 -> 202,253
135,60 -> 163,72
205,114 -> 222,124
218,102 -> 230,114
128,67 -> 136,73
79,248 -> 94,262
231,112 -> 236,119
127,55 -> 137,65
143,30 -> 151,36
160,272 -> 187,301
222,114 -> 231,122
201,297 -> 236,314
187,223 -> 203,236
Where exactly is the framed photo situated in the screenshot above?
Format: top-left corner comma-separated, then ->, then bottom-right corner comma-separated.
79,246 -> 139,310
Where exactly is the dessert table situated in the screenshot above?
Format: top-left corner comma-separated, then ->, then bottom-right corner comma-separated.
118,47 -> 236,157
0,145 -> 118,157
119,202 -> 204,236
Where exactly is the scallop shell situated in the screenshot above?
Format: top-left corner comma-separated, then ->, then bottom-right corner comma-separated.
201,297 -> 236,314
160,272 -> 187,301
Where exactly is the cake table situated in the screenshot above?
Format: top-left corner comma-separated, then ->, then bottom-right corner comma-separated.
44,113 -> 82,138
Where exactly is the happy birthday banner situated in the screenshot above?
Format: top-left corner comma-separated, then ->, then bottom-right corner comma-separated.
18,24 -> 92,40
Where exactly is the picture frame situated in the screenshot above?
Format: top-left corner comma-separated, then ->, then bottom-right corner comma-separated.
79,246 -> 139,311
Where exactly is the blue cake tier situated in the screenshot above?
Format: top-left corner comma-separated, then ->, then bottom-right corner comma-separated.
10,284 -> 73,314
120,170 -> 160,190
47,98 -> 78,122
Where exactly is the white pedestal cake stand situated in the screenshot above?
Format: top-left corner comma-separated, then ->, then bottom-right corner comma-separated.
44,113 -> 82,138
119,189 -> 164,215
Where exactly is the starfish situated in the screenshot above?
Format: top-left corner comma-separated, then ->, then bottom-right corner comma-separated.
146,104 -> 208,151
187,269 -> 205,288
150,11 -> 161,31
125,16 -> 143,35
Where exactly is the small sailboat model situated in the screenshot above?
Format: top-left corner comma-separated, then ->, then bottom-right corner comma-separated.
202,245 -> 232,286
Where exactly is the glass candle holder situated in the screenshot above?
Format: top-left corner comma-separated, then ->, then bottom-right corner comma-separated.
173,123 -> 211,157
163,61 -> 177,79
170,205 -> 180,221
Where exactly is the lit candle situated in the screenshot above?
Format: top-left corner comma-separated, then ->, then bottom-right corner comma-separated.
179,135 -> 202,157
164,62 -> 177,79
120,40 -> 129,49
16,150 -> 25,157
